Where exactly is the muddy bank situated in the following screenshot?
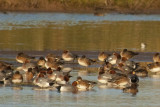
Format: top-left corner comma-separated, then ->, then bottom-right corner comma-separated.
0,0 -> 160,14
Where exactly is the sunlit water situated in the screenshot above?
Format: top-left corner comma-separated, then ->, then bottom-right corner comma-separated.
0,12 -> 160,106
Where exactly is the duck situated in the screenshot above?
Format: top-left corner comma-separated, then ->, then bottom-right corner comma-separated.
117,63 -> 134,75
33,72 -> 55,88
45,58 -> 62,70
128,71 -> 139,84
45,67 -> 71,85
120,49 -> 138,60
98,69 -> 127,84
101,62 -> 122,74
16,61 -> 37,72
105,52 -> 121,65
134,66 -> 148,77
55,74 -> 72,85
37,57 -> 46,67
2,66 -> 13,78
46,68 -> 60,82
56,84 -> 78,93
141,43 -> 146,51
0,66 -> 13,85
103,62 -> 114,71
153,53 -> 160,62
62,50 -> 78,62
25,68 -> 34,83
0,61 -> 13,72
120,57 -> 139,70
16,52 -> 35,63
45,53 -> 63,64
2,77 -> 12,85
123,84 -> 138,95
98,66 -> 106,75
12,71 -> 23,84
147,62 -> 160,73
0,70 -> 7,82
98,70 -> 116,84
45,53 -> 60,61
108,74 -> 131,87
98,52 -> 109,61
72,76 -> 96,91
0,66 -> 13,81
0,70 -> 12,85
78,55 -> 96,67
0,61 -> 13,67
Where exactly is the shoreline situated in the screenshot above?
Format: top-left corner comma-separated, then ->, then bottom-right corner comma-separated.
1,8 -> 160,15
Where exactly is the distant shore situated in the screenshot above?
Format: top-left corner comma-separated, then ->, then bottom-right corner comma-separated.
0,0 -> 160,14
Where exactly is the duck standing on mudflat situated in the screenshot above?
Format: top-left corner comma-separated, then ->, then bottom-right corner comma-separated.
62,50 -> 78,62
98,52 -> 109,62
105,52 -> 121,65
78,55 -> 96,67
16,52 -> 35,63
12,71 -> 23,84
120,49 -> 138,60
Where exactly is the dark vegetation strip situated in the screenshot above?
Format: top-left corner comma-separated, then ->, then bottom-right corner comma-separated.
0,0 -> 160,14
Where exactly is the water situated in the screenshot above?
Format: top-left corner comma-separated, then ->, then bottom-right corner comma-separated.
0,12 -> 160,51
0,12 -> 160,106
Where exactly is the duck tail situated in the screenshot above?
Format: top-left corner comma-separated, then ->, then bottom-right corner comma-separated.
90,59 -> 97,63
56,86 -> 61,92
0,81 -> 4,84
29,56 -> 35,59
92,81 -> 97,84
75,55 -> 79,58
49,82 -> 54,86
134,52 -> 139,55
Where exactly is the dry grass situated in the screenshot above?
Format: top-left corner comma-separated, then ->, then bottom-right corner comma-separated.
0,0 -> 160,13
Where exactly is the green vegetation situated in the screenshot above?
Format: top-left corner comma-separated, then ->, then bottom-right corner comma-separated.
0,0 -> 160,13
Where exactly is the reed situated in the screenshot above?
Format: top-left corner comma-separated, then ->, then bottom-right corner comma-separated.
0,0 -> 160,13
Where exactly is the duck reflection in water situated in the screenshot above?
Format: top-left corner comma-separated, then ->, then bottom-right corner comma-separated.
12,86 -> 23,90
78,70 -> 88,76
123,84 -> 139,96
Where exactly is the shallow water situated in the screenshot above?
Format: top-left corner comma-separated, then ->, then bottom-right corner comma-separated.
0,70 -> 160,107
0,12 -> 160,107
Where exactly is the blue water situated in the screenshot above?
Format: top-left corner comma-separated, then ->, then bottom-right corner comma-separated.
0,12 -> 160,30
